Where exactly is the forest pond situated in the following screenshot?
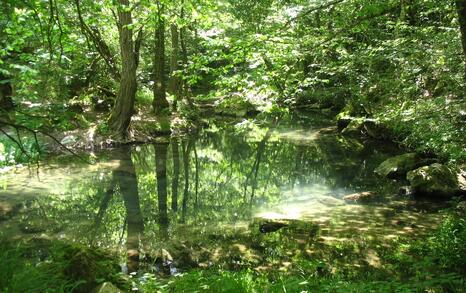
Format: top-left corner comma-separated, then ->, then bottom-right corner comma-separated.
0,113 -> 446,276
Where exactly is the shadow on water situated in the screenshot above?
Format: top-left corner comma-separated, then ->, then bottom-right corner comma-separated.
0,113 -> 448,274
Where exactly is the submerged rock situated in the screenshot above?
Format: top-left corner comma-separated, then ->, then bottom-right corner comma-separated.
343,191 -> 378,203
0,201 -> 21,221
259,221 -> 288,233
407,163 -> 461,198
374,153 -> 435,179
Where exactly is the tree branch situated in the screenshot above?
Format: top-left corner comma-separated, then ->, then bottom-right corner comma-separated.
0,119 -> 91,164
74,0 -> 121,81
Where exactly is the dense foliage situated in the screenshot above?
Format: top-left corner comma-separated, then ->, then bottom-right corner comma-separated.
1,0 -> 465,162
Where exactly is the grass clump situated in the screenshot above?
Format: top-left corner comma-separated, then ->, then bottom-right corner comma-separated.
0,239 -> 126,293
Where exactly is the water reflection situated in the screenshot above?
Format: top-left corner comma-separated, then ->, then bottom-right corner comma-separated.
2,114 -> 441,273
114,147 -> 144,273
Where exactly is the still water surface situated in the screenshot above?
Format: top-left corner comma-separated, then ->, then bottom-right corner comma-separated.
0,113 -> 444,272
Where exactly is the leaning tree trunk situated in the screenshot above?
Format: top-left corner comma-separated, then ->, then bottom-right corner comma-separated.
108,0 -> 137,137
168,24 -> 181,110
152,3 -> 170,114
456,0 -> 466,79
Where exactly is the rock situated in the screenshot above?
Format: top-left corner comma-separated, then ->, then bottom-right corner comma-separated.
337,116 -> 353,131
363,119 -> 388,139
341,119 -> 364,135
398,186 -> 414,196
374,153 -> 436,179
92,282 -> 122,293
92,96 -> 114,112
456,201 -> 466,212
60,135 -> 78,147
259,221 -> 288,233
458,168 -> 466,194
67,103 -> 84,113
343,191 -> 378,203
316,196 -> 345,206
154,248 -> 174,274
0,201 -> 21,221
407,163 -> 461,198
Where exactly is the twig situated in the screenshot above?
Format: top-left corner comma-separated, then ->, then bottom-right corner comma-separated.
0,119 -> 91,164
0,128 -> 32,160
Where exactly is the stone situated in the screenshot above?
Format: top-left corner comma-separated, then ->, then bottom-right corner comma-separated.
60,135 -> 78,147
343,191 -> 378,203
407,163 -> 461,198
337,116 -> 353,131
374,153 -> 435,179
363,119 -> 388,139
92,282 -> 122,293
341,119 -> 364,135
259,221 -> 288,233
398,186 -> 414,196
0,201 -> 21,221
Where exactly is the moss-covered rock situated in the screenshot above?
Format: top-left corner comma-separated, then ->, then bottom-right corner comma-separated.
407,163 -> 461,198
363,119 -> 389,140
341,119 -> 364,136
374,153 -> 435,179
58,243 -> 125,293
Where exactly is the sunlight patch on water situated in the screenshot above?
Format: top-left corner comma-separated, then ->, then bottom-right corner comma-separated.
272,129 -> 322,145
255,183 -> 348,220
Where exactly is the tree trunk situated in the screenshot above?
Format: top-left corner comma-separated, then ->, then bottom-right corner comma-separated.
154,141 -> 169,226
153,2 -> 170,114
456,0 -> 466,78
168,24 -> 181,109
180,3 -> 194,106
171,138 -> 180,212
108,0 -> 137,137
0,73 -> 14,111
181,140 -> 191,223
114,147 -> 144,274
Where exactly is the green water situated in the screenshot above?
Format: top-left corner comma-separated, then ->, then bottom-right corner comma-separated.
0,114 -> 445,274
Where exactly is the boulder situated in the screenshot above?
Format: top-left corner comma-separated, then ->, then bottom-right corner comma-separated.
374,153 -> 435,179
337,116 -> 353,131
407,163 -> 461,198
363,119 -> 388,140
343,191 -> 378,203
398,186 -> 414,197
341,119 -> 364,135
60,135 -> 78,147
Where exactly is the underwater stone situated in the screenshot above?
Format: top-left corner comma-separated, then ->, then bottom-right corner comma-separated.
343,191 -> 378,203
